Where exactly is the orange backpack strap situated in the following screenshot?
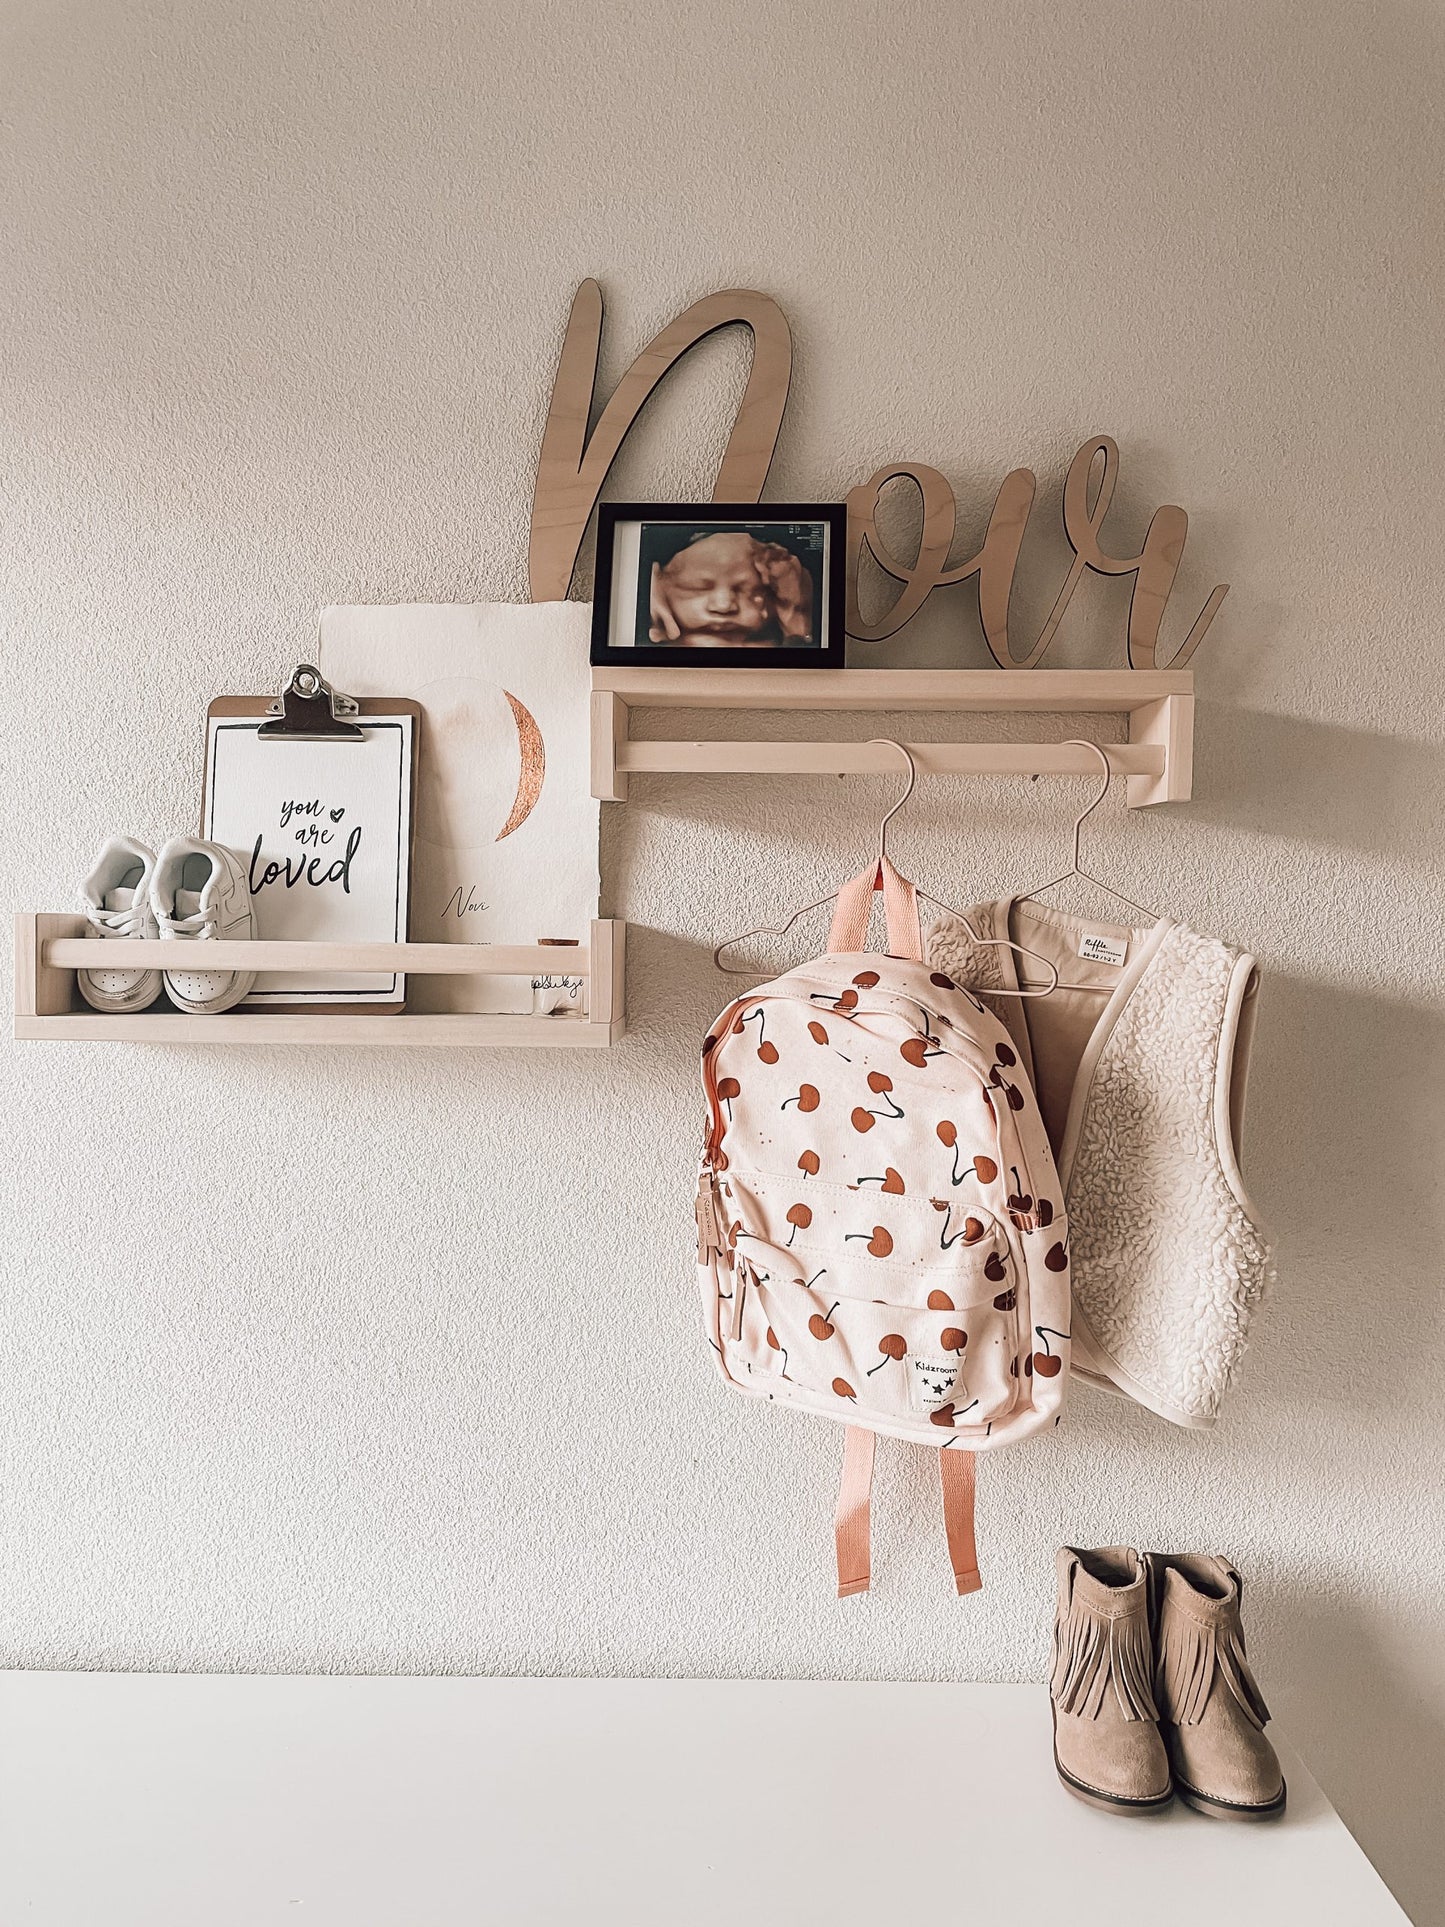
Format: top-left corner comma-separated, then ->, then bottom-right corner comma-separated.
825,856 -> 923,961
940,1447 -> 982,1595
834,1426 -> 876,1597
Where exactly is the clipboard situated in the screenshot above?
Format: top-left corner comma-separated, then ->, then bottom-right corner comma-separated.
201,664 -> 421,1012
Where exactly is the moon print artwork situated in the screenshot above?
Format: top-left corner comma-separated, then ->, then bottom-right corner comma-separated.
320,602 -> 599,1013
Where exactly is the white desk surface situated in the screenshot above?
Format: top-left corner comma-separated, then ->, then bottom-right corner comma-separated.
0,1673 -> 1407,1926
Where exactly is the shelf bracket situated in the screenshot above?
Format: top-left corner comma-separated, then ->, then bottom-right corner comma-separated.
591,691 -> 629,802
1126,691 -> 1194,807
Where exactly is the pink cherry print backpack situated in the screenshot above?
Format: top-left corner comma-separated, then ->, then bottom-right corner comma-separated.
697,856 -> 1071,1596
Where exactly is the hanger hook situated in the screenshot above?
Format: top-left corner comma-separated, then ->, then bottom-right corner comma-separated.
1059,738 -> 1112,871
867,738 -> 917,863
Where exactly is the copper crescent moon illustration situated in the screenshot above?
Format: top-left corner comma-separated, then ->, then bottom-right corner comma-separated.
496,691 -> 545,840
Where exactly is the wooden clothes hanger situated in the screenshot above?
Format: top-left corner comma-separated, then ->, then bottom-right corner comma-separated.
1011,738 -> 1162,993
713,740 -> 1060,998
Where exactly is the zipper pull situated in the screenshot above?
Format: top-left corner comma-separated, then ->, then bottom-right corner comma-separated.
695,1169 -> 724,1262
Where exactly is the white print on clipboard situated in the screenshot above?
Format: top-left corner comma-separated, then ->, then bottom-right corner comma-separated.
204,716 -> 414,1006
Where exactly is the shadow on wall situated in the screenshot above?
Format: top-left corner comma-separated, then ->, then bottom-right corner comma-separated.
1244,970 -> 1445,1421
1279,1588 -> 1445,1927
1241,970 -> 1444,1919
1191,700 -> 1445,859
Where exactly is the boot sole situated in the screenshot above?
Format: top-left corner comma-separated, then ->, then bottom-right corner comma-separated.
1053,1752 -> 1174,1815
1174,1776 -> 1287,1821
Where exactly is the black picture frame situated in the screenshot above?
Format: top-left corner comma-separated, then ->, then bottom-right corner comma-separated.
589,503 -> 848,668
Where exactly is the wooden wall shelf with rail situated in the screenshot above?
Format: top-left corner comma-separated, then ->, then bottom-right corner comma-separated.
13,917 -> 626,1046
590,667 -> 1193,808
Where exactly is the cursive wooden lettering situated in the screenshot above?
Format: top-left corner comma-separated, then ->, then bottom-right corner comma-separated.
528,280 -> 793,601
1059,436 -> 1227,669
845,463 -> 1042,662
845,440 -> 1226,665
529,284 -> 1229,665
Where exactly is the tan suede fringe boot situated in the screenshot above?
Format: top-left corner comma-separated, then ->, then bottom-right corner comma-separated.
1146,1552 -> 1286,1821
1050,1546 -> 1173,1814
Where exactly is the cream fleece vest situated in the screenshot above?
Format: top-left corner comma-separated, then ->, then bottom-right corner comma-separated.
926,899 -> 1272,1430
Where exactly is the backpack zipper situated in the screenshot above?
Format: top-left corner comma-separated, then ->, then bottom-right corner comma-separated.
698,992 -> 759,1262
700,992 -> 763,1160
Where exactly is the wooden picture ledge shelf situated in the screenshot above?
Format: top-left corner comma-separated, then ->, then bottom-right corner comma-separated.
13,917 -> 626,1046
591,667 -> 1193,808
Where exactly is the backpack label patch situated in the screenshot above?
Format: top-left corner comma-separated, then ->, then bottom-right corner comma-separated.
911,1357 -> 962,1411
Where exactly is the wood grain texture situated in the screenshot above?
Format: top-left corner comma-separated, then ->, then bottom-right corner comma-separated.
1127,691 -> 1195,805
42,940 -> 594,975
15,922 -> 629,1045
843,436 -> 1227,662
14,1012 -> 623,1046
589,668 -> 1192,806
586,916 -> 625,1030
528,280 -> 792,601
591,666 -> 1191,711
16,914 -> 84,1017
1058,438 -> 1229,670
13,914 -> 38,1020
846,463 -> 1037,655
589,689 -> 629,802
617,740 -> 1162,778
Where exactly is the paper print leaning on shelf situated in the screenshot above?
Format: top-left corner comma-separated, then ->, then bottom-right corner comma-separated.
320,602 -> 599,1014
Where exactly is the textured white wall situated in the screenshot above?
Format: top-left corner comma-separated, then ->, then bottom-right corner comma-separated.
3,1 -> 1443,1916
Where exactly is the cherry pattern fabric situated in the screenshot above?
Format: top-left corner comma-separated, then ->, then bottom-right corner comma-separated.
697,952 -> 1070,1451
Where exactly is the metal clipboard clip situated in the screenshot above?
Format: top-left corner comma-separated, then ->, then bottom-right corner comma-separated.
257,663 -> 365,741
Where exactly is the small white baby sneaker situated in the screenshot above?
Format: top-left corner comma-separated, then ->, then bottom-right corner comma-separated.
151,838 -> 257,1014
77,837 -> 163,1012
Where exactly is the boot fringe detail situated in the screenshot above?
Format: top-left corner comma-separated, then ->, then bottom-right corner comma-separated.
1154,1607 -> 1270,1730
1051,1591 -> 1158,1721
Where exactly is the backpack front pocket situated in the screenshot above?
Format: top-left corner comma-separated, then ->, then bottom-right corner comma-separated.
726,1261 -> 1025,1429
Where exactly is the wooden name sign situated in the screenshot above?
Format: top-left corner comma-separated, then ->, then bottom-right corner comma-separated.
529,281 -> 1227,669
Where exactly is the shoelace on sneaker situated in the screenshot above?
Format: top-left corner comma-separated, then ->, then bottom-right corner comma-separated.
160,908 -> 218,940
84,902 -> 152,938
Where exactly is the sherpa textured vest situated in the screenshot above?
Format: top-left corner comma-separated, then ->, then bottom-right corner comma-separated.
926,898 -> 1272,1430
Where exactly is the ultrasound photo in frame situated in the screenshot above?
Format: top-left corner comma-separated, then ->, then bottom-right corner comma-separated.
590,503 -> 846,668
